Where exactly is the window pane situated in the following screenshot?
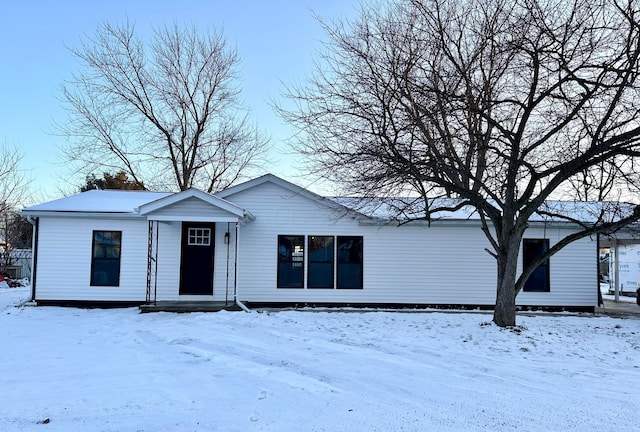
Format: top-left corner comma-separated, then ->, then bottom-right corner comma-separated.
188,227 -> 211,246
337,236 -> 363,289
91,231 -> 121,286
308,236 -> 334,288
523,238 -> 550,292
278,235 -> 304,288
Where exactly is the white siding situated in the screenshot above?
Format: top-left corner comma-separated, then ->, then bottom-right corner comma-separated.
32,180 -> 598,307
147,196 -> 238,219
516,227 -> 597,307
224,181 -> 598,307
35,217 -> 148,301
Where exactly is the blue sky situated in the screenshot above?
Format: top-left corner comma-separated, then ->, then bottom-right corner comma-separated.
0,0 -> 358,202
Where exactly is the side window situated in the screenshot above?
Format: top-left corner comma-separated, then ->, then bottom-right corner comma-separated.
91,231 -> 122,286
277,235 -> 304,288
522,238 -> 550,292
337,236 -> 363,289
308,236 -> 334,288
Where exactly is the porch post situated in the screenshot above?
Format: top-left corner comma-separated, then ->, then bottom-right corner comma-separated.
233,221 -> 239,301
613,239 -> 620,302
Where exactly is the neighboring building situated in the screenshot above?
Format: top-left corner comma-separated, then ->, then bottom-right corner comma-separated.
21,174 -> 599,310
0,248 -> 32,280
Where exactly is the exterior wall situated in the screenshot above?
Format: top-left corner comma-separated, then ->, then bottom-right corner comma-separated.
516,227 -> 597,306
31,180 -> 598,307
225,181 -> 598,307
35,217 -> 148,301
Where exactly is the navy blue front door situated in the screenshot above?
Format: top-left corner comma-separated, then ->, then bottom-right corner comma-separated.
179,222 -> 215,295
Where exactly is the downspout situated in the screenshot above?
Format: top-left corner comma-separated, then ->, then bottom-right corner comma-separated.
26,215 -> 38,302
597,235 -> 603,307
233,221 -> 250,313
225,222 -> 230,306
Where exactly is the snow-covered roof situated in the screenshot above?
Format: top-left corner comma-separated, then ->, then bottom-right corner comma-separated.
21,175 -> 639,227
138,188 -> 251,220
23,190 -> 172,214
331,197 -> 639,225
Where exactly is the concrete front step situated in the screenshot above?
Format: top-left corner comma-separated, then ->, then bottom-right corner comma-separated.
139,301 -> 242,313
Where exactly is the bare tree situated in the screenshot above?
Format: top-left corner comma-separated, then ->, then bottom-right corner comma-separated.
280,0 -> 640,326
0,142 -> 29,213
57,22 -> 268,192
0,142 -> 32,279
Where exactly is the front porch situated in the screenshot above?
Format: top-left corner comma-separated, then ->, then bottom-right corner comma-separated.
139,301 -> 242,313
137,189 -> 254,305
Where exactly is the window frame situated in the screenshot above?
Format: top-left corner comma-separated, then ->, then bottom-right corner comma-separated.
90,230 -> 122,287
307,235 -> 335,289
522,238 -> 550,292
187,227 -> 211,246
277,235 -> 305,288
336,236 -> 364,290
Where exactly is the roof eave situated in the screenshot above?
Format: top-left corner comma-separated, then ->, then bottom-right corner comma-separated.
20,210 -> 141,219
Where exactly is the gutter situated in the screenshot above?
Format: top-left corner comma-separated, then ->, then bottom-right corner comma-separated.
358,218 -> 586,229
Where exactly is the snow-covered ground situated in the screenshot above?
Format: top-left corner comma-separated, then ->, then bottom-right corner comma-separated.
603,293 -> 638,303
1,287 -> 638,432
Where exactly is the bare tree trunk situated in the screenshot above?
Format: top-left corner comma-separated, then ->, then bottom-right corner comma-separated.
493,224 -> 524,327
494,247 -> 519,327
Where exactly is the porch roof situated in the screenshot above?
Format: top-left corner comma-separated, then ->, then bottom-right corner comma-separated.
137,188 -> 254,222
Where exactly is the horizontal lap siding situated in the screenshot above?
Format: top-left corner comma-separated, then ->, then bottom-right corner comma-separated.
225,182 -> 597,307
364,225 -> 497,304
226,183 -> 498,305
153,221 -> 181,301
35,217 -> 148,301
148,197 -> 237,219
517,227 -> 597,306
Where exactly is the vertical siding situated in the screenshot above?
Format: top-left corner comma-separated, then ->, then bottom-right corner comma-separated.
224,182 -> 597,307
35,217 -> 148,301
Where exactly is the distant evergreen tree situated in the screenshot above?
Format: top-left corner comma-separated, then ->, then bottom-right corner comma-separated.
80,171 -> 146,192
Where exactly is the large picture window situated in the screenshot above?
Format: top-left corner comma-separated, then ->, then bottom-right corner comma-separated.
277,235 -> 304,288
337,236 -> 363,289
522,238 -> 550,292
91,231 -> 122,286
308,236 -> 334,288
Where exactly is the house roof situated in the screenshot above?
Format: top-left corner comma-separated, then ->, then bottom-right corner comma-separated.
217,174 -> 372,221
21,188 -> 252,221
23,190 -> 172,214
216,174 -> 322,201
332,196 -> 639,225
22,175 -> 637,227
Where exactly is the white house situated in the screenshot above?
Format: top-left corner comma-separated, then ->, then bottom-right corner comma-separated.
21,174 -> 599,310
